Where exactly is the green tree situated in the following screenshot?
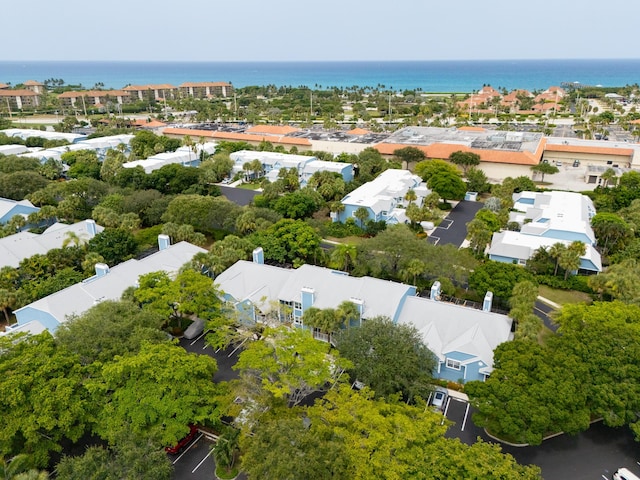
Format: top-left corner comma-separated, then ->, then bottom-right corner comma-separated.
0,334 -> 90,466
233,326 -> 352,407
272,189 -> 323,219
249,219 -> 322,267
55,300 -> 167,365
469,261 -> 534,303
559,241 -> 586,280
87,228 -> 138,266
393,146 -> 425,169
334,316 -> 437,403
329,243 -> 357,272
530,162 -> 559,182
465,166 -> 490,193
87,342 -> 222,447
591,212 -> 632,257
353,206 -> 370,227
427,170 -> 466,204
449,150 -> 481,174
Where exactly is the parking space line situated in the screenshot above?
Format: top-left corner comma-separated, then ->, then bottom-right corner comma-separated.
429,236 -> 440,245
192,447 -> 213,473
461,402 -> 470,431
441,397 -> 451,425
172,433 -> 204,465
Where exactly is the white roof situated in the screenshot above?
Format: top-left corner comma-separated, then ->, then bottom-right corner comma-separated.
230,150 -> 313,169
396,296 -> 513,375
301,160 -> 351,175
14,241 -> 207,327
1,128 -> 85,143
0,144 -> 28,155
341,169 -> 426,214
0,198 -> 37,222
214,260 -> 414,320
489,230 -> 602,271
122,143 -> 214,174
511,191 -> 596,244
0,220 -> 104,269
0,320 -> 47,337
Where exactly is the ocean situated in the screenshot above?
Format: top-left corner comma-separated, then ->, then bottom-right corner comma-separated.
1,59 -> 639,93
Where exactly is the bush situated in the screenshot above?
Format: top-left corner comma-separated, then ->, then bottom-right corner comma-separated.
535,274 -> 593,293
318,220 -> 365,238
437,202 -> 452,211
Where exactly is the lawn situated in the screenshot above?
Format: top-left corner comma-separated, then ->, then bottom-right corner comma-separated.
538,285 -> 592,306
236,182 -> 262,190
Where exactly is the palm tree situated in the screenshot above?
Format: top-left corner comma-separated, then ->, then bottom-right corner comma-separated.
329,243 -> 357,272
600,168 -> 618,188
354,207 -> 369,228
548,242 -> 567,276
0,288 -> 15,324
400,258 -> 426,285
329,201 -> 345,222
404,188 -> 417,205
62,230 -> 88,248
336,300 -> 361,327
0,454 -> 34,480
211,428 -> 240,475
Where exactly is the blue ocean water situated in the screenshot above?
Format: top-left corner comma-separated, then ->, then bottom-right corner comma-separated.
0,59 -> 639,93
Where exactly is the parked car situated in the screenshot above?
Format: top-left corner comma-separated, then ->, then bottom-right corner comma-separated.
614,468 -> 640,480
165,425 -> 198,455
183,318 -> 205,340
431,388 -> 448,412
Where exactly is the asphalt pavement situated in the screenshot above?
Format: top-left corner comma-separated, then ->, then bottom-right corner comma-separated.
428,200 -> 484,247
218,185 -> 259,206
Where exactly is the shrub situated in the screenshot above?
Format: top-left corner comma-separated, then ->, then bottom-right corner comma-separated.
437,202 -> 452,211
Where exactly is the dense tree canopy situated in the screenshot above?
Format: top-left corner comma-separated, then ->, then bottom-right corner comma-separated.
335,316 -> 437,403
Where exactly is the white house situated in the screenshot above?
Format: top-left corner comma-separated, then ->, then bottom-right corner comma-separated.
488,190 -> 602,272
0,219 -> 104,269
0,198 -> 39,225
228,150 -> 353,185
1,128 -> 86,143
396,292 -> 513,383
9,236 -> 206,335
337,169 -> 429,225
122,143 -> 216,174
19,134 -> 135,163
215,251 -> 512,383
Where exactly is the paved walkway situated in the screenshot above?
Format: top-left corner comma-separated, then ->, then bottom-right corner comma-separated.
427,201 -> 484,247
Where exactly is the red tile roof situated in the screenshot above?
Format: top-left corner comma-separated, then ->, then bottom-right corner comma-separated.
347,128 -> 370,135
163,128 -> 311,146
0,89 -> 38,97
179,82 -> 232,87
245,125 -> 299,135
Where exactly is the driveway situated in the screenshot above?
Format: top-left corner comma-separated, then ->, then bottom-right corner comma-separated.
218,186 -> 258,206
427,200 -> 484,247
442,394 -> 640,480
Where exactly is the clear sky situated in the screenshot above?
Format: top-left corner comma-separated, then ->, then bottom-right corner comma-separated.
2,0 -> 639,62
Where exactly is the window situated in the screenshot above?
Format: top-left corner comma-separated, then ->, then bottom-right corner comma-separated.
446,358 -> 461,370
294,302 -> 301,310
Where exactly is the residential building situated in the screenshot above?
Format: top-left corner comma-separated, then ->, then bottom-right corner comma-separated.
215,253 -> 511,383
214,255 -> 416,343
58,90 -> 132,109
228,150 -> 353,185
1,128 -> 86,144
488,190 -> 602,272
23,80 -> 45,95
122,142 -> 216,173
0,219 -> 104,269
396,289 -> 513,383
178,82 -> 233,98
337,169 -> 429,225
19,134 -> 134,163
122,84 -> 178,102
0,144 -> 28,155
10,237 -> 206,335
0,89 -> 40,110
0,198 -> 39,224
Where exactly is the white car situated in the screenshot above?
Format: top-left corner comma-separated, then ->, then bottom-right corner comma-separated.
431,388 -> 448,412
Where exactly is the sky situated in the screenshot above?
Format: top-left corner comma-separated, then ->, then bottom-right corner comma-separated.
2,0 -> 639,62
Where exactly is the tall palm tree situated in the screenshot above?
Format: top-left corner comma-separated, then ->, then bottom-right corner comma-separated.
548,242 -> 567,276
330,243 -> 357,272
404,189 -> 417,205
400,259 -> 426,285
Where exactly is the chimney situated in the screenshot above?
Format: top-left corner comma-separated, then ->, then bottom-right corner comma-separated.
483,291 -> 493,312
430,281 -> 441,301
158,234 -> 171,251
85,219 -> 97,237
252,247 -> 264,265
301,287 -> 315,309
95,263 -> 110,277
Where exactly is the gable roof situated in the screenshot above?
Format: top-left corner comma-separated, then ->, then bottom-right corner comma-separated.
0,220 -> 104,269
214,260 -> 415,321
14,241 -> 206,327
0,198 -> 37,222
396,296 -> 512,374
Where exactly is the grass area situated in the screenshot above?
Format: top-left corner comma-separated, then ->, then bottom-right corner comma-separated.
538,285 -> 592,305
236,182 -> 261,190
323,235 -> 365,245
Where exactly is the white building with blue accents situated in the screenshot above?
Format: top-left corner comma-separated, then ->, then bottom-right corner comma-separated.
336,169 -> 429,225
488,190 -> 602,272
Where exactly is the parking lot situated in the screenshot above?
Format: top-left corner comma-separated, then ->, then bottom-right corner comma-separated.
176,332 -> 640,480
